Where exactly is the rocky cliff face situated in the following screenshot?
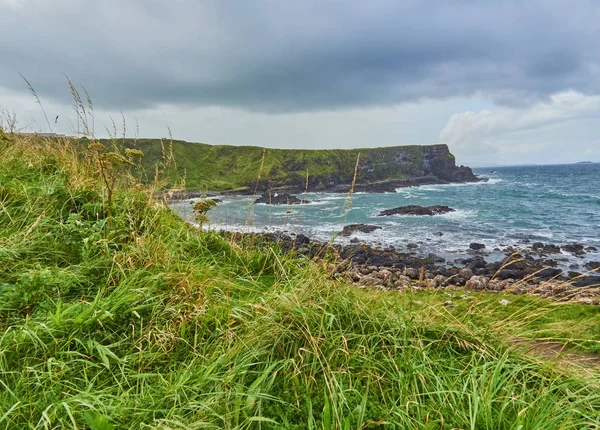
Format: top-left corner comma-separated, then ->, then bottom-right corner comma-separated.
268,144 -> 479,193
359,144 -> 476,184
130,138 -> 479,192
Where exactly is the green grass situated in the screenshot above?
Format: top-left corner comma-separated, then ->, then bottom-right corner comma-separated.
0,134 -> 599,429
376,290 -> 600,354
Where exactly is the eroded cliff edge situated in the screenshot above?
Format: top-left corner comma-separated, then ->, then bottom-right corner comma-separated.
129,139 -> 480,193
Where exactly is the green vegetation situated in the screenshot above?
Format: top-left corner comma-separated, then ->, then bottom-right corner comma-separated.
123,138 -> 442,191
1,134 -> 599,429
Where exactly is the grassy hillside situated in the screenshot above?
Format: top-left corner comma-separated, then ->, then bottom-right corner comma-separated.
0,133 -> 599,428
121,138 -> 446,191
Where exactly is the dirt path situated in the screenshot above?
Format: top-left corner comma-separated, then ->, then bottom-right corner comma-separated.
510,338 -> 600,378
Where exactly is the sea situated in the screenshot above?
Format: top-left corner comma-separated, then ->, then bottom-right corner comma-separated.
171,163 -> 600,270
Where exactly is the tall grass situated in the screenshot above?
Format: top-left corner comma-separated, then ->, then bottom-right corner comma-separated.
0,133 -> 599,429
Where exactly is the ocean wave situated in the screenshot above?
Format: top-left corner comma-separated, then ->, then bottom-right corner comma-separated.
411,178 -> 503,192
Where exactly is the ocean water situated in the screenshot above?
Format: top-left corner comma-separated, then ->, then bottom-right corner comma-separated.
171,163 -> 600,268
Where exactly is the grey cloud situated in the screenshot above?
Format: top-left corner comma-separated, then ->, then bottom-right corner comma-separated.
1,0 -> 599,112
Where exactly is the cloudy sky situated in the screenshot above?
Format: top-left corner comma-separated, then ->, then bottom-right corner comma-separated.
1,0 -> 599,166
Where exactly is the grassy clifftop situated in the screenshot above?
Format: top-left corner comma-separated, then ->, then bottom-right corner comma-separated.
0,133 -> 599,428
123,138 -> 473,192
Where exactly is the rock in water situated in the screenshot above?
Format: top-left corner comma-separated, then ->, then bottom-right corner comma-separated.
561,243 -> 586,255
377,205 -> 455,216
340,224 -> 382,236
254,192 -> 310,205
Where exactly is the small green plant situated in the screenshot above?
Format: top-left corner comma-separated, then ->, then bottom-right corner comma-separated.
87,141 -> 144,217
191,198 -> 217,224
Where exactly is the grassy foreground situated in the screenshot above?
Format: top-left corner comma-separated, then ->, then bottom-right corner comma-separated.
0,133 -> 599,429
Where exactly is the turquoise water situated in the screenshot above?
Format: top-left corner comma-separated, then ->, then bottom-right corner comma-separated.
171,163 -> 600,267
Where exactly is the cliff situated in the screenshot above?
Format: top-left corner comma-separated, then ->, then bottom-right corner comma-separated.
125,139 -> 479,192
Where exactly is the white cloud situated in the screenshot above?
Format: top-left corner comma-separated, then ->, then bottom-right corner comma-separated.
440,91 -> 600,164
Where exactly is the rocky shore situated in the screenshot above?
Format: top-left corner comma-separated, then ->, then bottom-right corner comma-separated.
228,231 -> 600,305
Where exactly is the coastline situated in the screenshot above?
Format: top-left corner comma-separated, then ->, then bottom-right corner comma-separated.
159,174 -> 487,200
223,230 -> 600,304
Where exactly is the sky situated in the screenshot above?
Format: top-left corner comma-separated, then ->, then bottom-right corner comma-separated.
0,0 -> 599,166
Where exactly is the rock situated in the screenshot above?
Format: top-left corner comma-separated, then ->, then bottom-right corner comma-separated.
572,276 -> 600,288
469,243 -> 486,251
295,234 -> 311,245
465,276 -> 489,291
585,246 -> 598,252
537,268 -> 563,279
406,243 -> 418,250
374,269 -> 393,282
499,299 -> 511,306
496,269 -> 528,280
359,267 -> 371,275
254,192 -> 310,205
542,259 -> 559,267
443,300 -> 456,307
574,297 -> 595,305
404,267 -> 419,279
532,242 -> 561,255
359,275 -> 384,287
464,256 -> 488,270
348,270 -> 361,282
433,232 -> 444,237
561,243 -> 585,254
487,279 -> 513,291
394,275 -> 412,290
350,238 -> 360,244
432,275 -> 446,288
459,268 -> 474,281
340,224 -> 382,236
427,253 -> 446,263
377,205 -> 455,217
584,261 -> 600,271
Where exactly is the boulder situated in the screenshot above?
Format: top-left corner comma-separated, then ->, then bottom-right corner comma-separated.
377,205 -> 455,216
431,274 -> 447,288
487,279 -> 513,291
404,267 -> 419,279
394,275 -> 412,290
584,261 -> 600,271
359,275 -> 384,287
465,276 -> 489,291
340,224 -> 382,236
295,234 -> 311,245
561,243 -> 586,254
532,243 -> 561,255
469,243 -> 486,251
458,268 -> 474,281
254,192 -> 310,205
